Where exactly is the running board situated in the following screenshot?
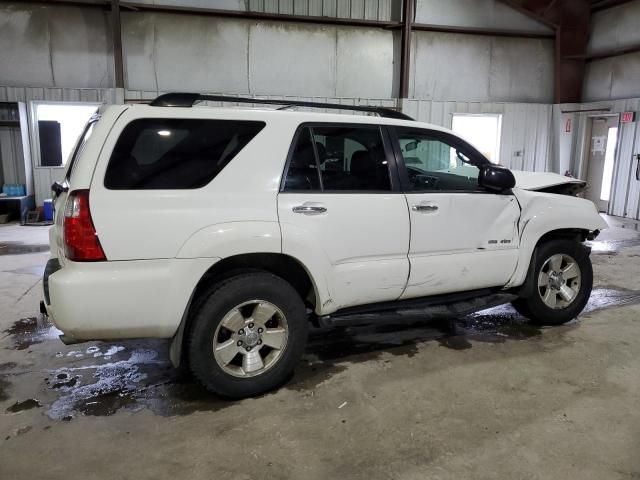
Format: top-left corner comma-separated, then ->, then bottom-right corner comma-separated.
317,292 -> 518,328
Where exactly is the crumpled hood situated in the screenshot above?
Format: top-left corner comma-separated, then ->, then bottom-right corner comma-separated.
511,171 -> 586,191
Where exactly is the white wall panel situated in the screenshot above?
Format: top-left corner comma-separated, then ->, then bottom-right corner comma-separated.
0,3 -> 114,88
249,23 -> 336,96
583,53 -> 640,102
411,32 -> 554,103
122,13 -> 394,98
588,2 -> 640,55
336,28 -> 394,97
584,2 -> 640,102
123,14 -> 250,94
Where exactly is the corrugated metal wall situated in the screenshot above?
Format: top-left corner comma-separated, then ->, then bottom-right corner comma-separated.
0,127 -> 25,186
247,0 -> 395,21
563,98 -> 640,220
0,86 -> 118,104
401,99 -> 552,171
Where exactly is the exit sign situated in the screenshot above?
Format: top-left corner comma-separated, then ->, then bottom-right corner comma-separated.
622,111 -> 636,123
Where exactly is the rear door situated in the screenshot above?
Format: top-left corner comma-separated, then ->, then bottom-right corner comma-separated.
278,123 -> 410,312
391,127 -> 521,299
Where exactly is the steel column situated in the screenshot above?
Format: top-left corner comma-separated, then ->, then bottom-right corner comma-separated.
110,0 -> 124,88
399,0 -> 414,99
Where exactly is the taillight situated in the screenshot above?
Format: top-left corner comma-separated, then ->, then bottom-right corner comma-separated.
63,190 -> 106,261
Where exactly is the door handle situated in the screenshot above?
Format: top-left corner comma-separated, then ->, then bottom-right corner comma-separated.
412,204 -> 438,213
292,205 -> 327,215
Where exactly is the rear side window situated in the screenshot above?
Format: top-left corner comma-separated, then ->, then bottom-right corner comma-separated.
104,119 -> 265,189
283,125 -> 391,192
66,119 -> 97,181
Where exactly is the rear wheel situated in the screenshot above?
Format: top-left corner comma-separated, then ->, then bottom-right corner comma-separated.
187,272 -> 308,398
513,239 -> 593,325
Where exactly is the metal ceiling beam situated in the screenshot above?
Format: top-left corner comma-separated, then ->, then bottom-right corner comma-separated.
495,0 -> 558,28
584,43 -> 640,61
591,0 -> 635,12
120,2 -> 401,29
11,0 -> 109,7
411,23 -> 554,39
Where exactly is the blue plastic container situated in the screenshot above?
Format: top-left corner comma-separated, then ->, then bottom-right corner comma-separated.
43,199 -> 54,221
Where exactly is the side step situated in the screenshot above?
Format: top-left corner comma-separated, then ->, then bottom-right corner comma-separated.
317,292 -> 518,328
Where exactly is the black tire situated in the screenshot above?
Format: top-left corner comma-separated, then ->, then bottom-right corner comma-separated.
187,272 -> 308,398
512,239 -> 593,326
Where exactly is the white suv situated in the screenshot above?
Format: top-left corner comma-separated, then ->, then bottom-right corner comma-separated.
43,93 -> 607,398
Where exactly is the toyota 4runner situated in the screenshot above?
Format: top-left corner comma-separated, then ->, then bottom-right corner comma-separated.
42,93 -> 607,398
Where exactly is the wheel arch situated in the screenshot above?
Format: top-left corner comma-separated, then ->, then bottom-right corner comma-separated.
170,252 -> 319,367
507,227 -> 592,295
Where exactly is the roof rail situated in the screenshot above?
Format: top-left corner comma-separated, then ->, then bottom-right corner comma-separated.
149,93 -> 414,121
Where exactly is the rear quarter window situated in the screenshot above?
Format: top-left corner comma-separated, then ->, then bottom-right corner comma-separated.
104,118 -> 265,189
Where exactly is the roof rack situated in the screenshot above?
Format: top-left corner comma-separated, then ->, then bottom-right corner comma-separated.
149,93 -> 414,121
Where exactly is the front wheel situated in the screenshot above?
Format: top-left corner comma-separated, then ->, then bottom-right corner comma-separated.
187,272 -> 308,398
513,239 -> 593,325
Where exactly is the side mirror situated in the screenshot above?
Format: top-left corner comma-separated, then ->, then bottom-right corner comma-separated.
478,164 -> 515,192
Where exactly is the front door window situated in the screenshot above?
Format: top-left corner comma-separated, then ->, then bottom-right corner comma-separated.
396,130 -> 482,192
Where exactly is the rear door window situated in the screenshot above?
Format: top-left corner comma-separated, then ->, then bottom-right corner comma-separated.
66,118 -> 98,182
104,119 -> 265,189
282,125 -> 392,192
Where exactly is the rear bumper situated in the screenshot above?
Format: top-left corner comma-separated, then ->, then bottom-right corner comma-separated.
43,256 -> 219,341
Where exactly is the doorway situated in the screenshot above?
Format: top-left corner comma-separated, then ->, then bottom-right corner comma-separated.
32,102 -> 99,167
585,116 -> 619,212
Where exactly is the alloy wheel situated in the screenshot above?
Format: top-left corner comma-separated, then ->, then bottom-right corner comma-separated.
538,253 -> 582,310
212,300 -> 289,378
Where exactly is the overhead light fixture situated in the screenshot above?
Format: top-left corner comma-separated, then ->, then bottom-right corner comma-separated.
157,130 -> 171,136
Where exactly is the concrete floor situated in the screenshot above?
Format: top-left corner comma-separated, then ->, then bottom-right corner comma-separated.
1,215 -> 639,479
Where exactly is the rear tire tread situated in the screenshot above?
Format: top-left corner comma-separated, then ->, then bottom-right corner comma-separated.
187,272 -> 308,398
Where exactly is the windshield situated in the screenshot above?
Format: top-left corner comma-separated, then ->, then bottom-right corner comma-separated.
65,116 -> 99,182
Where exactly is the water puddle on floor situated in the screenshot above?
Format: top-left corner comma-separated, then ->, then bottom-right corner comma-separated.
6,398 -> 41,413
0,242 -> 49,256
2,316 -> 61,351
588,236 -> 640,255
1,286 -> 639,422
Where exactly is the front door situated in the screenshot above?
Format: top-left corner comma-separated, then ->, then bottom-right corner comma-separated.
278,124 -> 410,313
391,127 -> 521,299
585,116 -> 619,212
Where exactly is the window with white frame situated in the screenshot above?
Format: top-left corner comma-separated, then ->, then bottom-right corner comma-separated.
451,114 -> 502,164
